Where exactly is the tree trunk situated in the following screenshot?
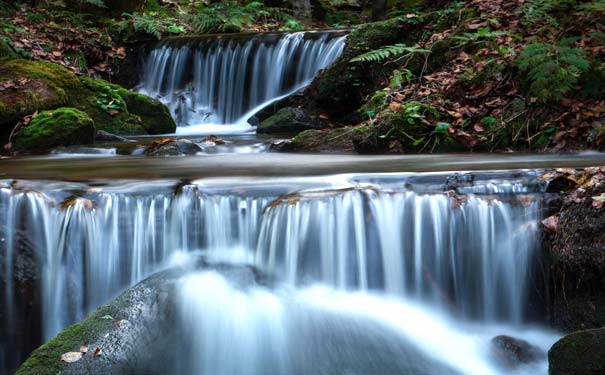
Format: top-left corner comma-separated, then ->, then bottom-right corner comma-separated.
372,0 -> 388,21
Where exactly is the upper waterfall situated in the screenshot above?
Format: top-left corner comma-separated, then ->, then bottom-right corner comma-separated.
138,31 -> 347,132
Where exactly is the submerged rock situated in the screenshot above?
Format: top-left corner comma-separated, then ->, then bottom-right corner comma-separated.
145,138 -> 202,156
12,108 -> 95,154
95,130 -> 130,143
491,335 -> 543,367
549,328 -> 605,375
257,107 -> 326,134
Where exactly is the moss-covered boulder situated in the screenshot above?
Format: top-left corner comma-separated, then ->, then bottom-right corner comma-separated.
0,60 -> 80,134
257,107 -> 327,134
309,17 -> 425,118
17,269 -> 180,375
78,77 -> 176,135
548,328 -> 605,375
12,108 -> 95,154
0,59 -> 176,146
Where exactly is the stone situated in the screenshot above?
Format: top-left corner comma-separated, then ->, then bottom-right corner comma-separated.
549,328 -> 605,375
145,138 -> 202,156
12,108 -> 95,154
257,107 -> 326,134
95,130 -> 130,142
490,335 -> 543,367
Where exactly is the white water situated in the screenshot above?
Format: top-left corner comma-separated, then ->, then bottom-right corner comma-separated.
0,173 -> 555,374
177,271 -> 559,375
138,31 -> 346,131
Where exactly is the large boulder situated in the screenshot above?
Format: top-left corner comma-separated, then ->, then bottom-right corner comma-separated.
0,59 -> 176,146
12,108 -> 95,154
144,138 -> 202,156
549,186 -> 605,331
549,328 -> 605,375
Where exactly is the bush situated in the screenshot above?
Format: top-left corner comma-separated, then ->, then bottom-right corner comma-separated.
516,39 -> 590,103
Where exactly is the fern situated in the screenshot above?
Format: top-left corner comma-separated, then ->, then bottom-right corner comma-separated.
516,40 -> 590,103
579,0 -> 605,12
351,44 -> 430,63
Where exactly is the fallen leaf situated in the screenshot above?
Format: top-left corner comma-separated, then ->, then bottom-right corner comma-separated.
61,352 -> 83,363
80,344 -> 88,353
94,348 -> 102,357
541,215 -> 559,232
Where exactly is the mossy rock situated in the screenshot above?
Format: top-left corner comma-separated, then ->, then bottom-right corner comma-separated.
17,269 -> 180,375
13,108 -> 95,154
548,328 -> 605,375
311,17 -> 425,117
0,59 -> 175,144
258,107 -> 326,134
78,77 -> 176,135
0,59 -> 79,132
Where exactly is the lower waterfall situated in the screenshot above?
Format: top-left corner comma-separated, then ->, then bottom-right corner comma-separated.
0,172 -> 557,374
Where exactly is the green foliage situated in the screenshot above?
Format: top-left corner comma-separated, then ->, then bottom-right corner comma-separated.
516,39 -> 590,103
350,43 -> 430,63
189,1 -> 297,34
452,27 -> 507,48
120,12 -> 184,39
517,0 -> 578,26
96,89 -> 126,114
360,90 -> 388,118
578,0 -> 605,12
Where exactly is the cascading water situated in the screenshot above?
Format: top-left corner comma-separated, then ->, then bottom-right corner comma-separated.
0,173 -> 557,374
138,31 -> 346,132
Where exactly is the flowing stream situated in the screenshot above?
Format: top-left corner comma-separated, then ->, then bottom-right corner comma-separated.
0,170 -> 562,374
0,27 -> 591,374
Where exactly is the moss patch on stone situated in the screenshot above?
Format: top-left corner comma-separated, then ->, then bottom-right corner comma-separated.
16,304 -> 118,375
548,328 -> 605,375
0,59 -> 175,144
312,17 -> 425,116
13,107 -> 95,153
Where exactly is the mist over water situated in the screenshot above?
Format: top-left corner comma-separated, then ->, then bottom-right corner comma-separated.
0,173 -> 560,374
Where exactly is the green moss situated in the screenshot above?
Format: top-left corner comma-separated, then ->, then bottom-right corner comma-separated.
315,17 -> 425,115
548,328 -> 605,375
13,107 -> 95,153
17,304 -> 117,375
77,77 -> 175,135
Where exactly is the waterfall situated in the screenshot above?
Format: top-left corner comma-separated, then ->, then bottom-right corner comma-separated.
138,31 -> 347,131
1,174 -> 543,341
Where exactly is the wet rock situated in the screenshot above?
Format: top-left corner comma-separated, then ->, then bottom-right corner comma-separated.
288,127 -> 356,153
549,328 -> 605,375
12,108 -> 96,155
257,107 -> 327,134
549,185 -> 605,331
490,335 -> 543,367
145,138 -> 202,156
18,264 -> 264,375
95,130 -> 130,142
268,139 -> 294,152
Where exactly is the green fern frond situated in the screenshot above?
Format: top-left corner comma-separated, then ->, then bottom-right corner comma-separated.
351,44 -> 431,63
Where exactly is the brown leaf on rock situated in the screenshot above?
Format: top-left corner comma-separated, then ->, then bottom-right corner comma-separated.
60,351 -> 83,363
541,215 -> 559,232
93,348 -> 103,357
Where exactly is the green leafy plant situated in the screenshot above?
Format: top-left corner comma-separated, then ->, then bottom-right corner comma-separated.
96,89 -> 126,114
452,27 -> 507,48
516,39 -> 590,103
120,12 -> 185,39
350,44 -> 430,63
